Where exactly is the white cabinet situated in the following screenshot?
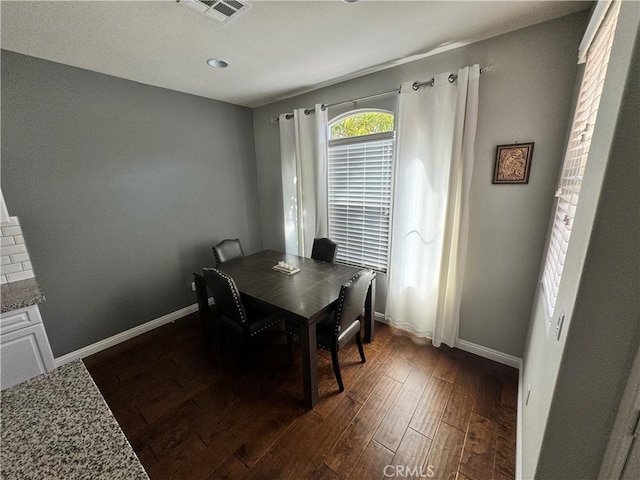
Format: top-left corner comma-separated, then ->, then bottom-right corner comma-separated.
1,305 -> 55,390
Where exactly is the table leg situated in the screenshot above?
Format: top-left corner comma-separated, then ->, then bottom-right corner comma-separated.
364,274 -> 376,343
300,321 -> 318,408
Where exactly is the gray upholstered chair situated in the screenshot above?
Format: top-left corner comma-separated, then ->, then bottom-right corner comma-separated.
311,237 -> 338,263
213,238 -> 244,265
202,267 -> 281,366
286,269 -> 374,391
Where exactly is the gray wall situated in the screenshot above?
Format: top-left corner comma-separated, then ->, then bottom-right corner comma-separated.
252,12 -> 589,358
521,3 -> 640,478
1,50 -> 262,357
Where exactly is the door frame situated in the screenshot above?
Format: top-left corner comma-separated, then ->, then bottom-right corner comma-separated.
599,342 -> 640,479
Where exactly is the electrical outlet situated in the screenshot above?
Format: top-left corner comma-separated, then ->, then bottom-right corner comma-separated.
191,281 -> 196,292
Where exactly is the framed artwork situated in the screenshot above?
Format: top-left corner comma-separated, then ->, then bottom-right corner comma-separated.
493,142 -> 534,184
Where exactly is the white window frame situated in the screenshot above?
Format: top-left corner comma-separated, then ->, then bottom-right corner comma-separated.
540,0 -> 620,319
327,109 -> 395,272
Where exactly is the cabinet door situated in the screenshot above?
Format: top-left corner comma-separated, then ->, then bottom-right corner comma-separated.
0,324 -> 55,389
0,305 -> 44,334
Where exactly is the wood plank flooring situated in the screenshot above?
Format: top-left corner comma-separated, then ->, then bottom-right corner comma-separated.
84,313 -> 518,480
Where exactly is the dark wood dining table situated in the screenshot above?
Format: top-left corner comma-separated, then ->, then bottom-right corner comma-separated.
217,249 -> 376,407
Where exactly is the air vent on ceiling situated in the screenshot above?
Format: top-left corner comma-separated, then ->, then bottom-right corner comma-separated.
177,0 -> 250,24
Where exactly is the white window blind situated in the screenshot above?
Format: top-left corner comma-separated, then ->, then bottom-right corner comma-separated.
328,131 -> 394,272
541,0 -> 620,317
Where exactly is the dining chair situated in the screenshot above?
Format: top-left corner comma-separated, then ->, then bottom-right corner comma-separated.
213,238 -> 244,265
193,272 -> 215,340
286,269 -> 375,392
202,267 -> 282,367
311,237 -> 338,263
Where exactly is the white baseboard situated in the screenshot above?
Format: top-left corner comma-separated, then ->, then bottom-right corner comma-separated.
56,306 -> 522,371
454,339 -> 522,370
54,302 -> 201,367
375,313 -> 522,369
375,313 -> 434,338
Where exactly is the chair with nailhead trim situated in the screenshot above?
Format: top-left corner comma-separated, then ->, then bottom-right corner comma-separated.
193,272 -> 215,341
213,239 -> 244,266
285,269 -> 374,392
310,237 -> 338,263
203,267 -> 282,367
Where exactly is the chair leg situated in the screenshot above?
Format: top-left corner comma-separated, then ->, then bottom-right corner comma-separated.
286,334 -> 294,366
242,336 -> 253,369
200,313 -> 213,343
331,347 -> 344,392
219,324 -> 226,355
356,331 -> 366,363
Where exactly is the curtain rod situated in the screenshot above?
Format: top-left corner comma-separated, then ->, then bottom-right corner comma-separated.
272,64 -> 492,122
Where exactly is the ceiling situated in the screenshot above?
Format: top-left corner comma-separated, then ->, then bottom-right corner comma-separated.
1,1 -> 590,108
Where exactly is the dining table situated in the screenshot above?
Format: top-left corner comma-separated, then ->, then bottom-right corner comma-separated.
217,249 -> 376,408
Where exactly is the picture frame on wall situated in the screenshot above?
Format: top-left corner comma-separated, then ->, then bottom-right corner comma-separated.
493,142 -> 534,184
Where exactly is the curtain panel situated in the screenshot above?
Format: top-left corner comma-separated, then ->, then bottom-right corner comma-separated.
279,105 -> 328,257
386,65 -> 480,347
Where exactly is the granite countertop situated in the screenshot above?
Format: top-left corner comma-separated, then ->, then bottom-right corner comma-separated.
1,277 -> 46,313
0,360 -> 149,480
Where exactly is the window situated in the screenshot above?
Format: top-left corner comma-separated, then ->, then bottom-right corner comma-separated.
328,110 -> 394,272
541,1 -> 620,317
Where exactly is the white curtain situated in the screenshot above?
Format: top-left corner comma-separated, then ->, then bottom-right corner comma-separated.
280,105 -> 328,257
386,65 -> 480,347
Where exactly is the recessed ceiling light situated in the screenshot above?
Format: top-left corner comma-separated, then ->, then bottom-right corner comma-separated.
207,58 -> 229,68
341,0 -> 360,3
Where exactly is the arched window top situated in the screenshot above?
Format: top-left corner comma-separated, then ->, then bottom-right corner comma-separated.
329,109 -> 394,140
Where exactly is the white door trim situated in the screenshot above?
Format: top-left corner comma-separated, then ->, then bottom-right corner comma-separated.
599,343 -> 640,479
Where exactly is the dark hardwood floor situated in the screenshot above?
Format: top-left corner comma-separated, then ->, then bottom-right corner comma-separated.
84,313 -> 517,480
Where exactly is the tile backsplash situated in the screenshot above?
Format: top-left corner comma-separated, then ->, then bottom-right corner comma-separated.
1,217 -> 35,285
